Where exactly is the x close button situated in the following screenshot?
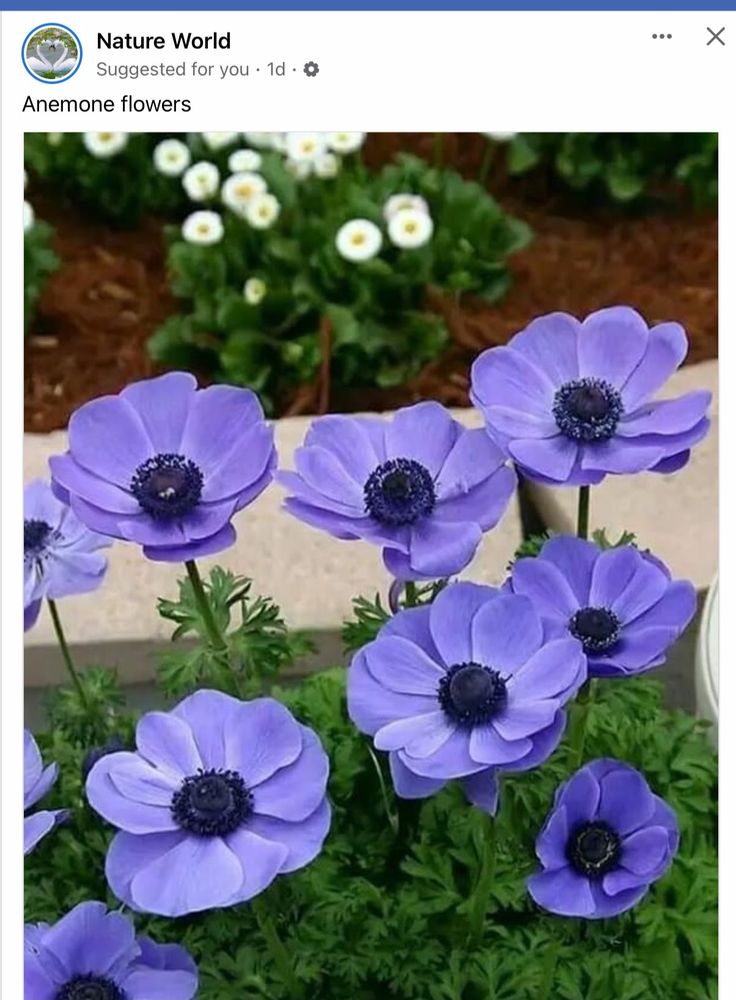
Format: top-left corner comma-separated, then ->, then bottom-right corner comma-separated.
706,27 -> 726,46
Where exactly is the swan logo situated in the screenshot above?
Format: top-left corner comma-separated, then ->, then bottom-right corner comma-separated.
22,23 -> 82,83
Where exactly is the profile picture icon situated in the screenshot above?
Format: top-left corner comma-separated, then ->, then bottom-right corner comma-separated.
22,23 -> 82,83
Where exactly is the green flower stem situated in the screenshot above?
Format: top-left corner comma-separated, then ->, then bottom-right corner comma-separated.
404,581 -> 419,607
185,560 -> 227,650
577,485 -> 590,540
469,813 -> 497,944
367,746 -> 399,835
570,680 -> 596,766
536,939 -> 559,999
184,559 -> 239,694
253,896 -> 304,1000
47,599 -> 90,712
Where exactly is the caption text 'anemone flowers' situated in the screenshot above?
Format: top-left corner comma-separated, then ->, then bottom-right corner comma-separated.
24,479 -> 110,632
509,535 -> 696,678
471,306 -> 711,486
24,730 -> 67,855
25,900 -> 198,1000
280,402 -> 516,581
528,759 -> 679,919
86,689 -> 331,917
348,582 -> 587,813
49,372 -> 276,562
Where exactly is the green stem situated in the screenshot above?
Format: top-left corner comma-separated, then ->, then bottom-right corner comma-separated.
536,939 -> 559,1000
185,560 -> 228,651
576,486 -> 590,540
252,896 -> 304,1000
184,559 -> 240,695
367,746 -> 399,835
570,680 -> 596,766
48,599 -> 90,711
404,581 -> 418,607
469,814 -> 497,944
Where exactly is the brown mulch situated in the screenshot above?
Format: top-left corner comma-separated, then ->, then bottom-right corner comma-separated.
25,139 -> 718,433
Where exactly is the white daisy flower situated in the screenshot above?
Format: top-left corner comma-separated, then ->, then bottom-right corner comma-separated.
484,132 -> 517,142
327,132 -> 366,154
181,210 -> 224,245
201,132 -> 239,150
228,149 -> 262,172
383,193 -> 430,221
285,158 -> 312,181
182,161 -> 220,202
24,200 -> 35,232
314,153 -> 340,179
221,172 -> 268,214
285,132 -> 327,163
335,219 -> 382,262
153,138 -> 191,177
388,207 -> 434,249
245,192 -> 281,230
83,132 -> 128,159
243,277 -> 267,305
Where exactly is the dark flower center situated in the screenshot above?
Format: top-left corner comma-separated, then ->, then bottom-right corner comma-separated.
56,975 -> 126,1000
364,458 -> 436,526
553,377 -> 623,441
130,453 -> 203,520
438,662 -> 508,726
569,606 -> 621,653
171,768 -> 252,836
24,518 -> 52,557
566,822 -> 621,878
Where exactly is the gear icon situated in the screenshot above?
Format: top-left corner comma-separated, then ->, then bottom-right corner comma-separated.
303,61 -> 319,77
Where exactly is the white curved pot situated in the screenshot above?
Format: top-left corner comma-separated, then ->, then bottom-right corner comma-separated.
695,575 -> 718,749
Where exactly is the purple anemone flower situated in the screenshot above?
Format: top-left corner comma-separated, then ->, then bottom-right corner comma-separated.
86,689 -> 331,917
347,583 -> 586,812
279,402 -> 516,581
49,372 -> 276,563
24,479 -> 110,632
528,758 -> 679,919
24,730 -> 67,855
471,307 -> 711,486
509,536 -> 696,678
25,900 -> 198,1000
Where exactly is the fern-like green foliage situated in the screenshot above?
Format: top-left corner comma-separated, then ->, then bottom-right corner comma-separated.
27,665 -> 717,999
156,568 -> 314,699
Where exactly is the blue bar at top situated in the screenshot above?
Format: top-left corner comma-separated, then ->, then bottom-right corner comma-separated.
3,0 -> 736,9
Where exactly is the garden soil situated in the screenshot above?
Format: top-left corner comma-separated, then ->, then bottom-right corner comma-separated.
25,134 -> 718,432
